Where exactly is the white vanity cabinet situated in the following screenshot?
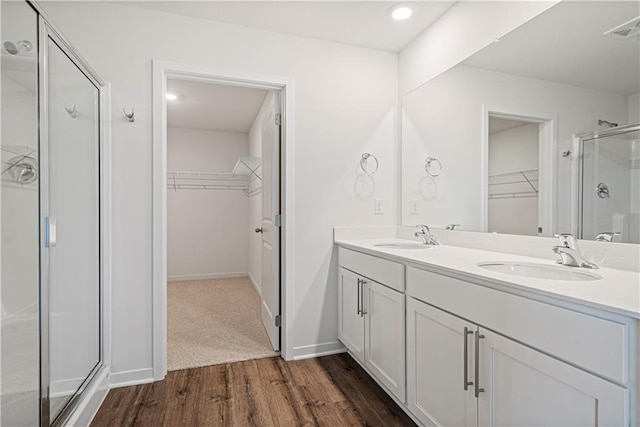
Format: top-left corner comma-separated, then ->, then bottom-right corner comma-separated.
338,248 -> 406,402
407,266 -> 630,427
407,298 -> 478,427
478,327 -> 627,426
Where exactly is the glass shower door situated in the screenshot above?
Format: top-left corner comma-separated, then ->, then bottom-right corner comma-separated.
0,1 -> 40,425
581,127 -> 640,243
44,31 -> 101,423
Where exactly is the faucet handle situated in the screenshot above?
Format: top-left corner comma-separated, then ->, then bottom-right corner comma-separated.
595,232 -> 621,242
554,233 -> 577,249
446,224 -> 460,230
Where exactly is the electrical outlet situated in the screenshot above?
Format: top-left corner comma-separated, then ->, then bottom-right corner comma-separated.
374,198 -> 384,215
410,199 -> 419,215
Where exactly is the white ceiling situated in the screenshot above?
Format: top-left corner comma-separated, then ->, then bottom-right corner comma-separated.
167,79 -> 268,132
489,117 -> 532,135
463,1 -> 640,96
121,1 -> 455,52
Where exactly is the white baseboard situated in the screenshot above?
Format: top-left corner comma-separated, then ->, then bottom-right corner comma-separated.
66,366 -> 109,427
167,272 -> 248,282
50,376 -> 86,398
293,341 -> 346,360
248,271 -> 261,296
109,368 -> 154,389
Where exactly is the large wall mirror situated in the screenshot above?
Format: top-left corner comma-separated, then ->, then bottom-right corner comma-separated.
401,1 -> 640,243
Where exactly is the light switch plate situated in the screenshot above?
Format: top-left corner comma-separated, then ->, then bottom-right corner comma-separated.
410,199 -> 419,215
374,198 -> 384,215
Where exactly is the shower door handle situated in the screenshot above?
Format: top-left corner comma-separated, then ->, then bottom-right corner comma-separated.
46,216 -> 57,248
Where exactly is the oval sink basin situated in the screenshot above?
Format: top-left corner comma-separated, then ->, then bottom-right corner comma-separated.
374,243 -> 434,250
477,262 -> 601,281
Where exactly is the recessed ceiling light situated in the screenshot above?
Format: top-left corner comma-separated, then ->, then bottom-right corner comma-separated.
166,93 -> 177,101
389,3 -> 416,21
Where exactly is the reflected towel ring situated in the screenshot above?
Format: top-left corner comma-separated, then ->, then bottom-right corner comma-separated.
64,103 -> 79,118
425,157 -> 442,177
360,153 -> 379,174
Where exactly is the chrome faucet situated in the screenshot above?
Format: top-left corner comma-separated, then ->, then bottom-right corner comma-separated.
552,233 -> 598,269
446,223 -> 460,230
595,232 -> 621,242
415,224 -> 439,245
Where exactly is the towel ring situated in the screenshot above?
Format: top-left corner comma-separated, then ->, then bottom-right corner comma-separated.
425,157 -> 442,177
360,153 -> 379,175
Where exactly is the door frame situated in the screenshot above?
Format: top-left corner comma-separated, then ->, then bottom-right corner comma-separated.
481,105 -> 557,236
151,60 -> 295,380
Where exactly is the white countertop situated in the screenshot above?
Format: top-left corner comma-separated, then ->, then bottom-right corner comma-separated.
335,237 -> 640,319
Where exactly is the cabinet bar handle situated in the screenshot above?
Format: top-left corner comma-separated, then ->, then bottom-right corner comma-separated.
474,331 -> 485,398
360,280 -> 367,316
463,327 -> 473,391
357,278 -> 361,315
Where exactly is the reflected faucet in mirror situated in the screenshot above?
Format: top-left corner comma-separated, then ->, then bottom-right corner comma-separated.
595,232 -> 621,242
552,233 -> 598,269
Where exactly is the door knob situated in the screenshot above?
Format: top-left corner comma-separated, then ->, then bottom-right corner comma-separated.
255,227 -> 263,233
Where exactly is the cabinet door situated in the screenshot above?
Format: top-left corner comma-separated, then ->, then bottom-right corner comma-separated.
364,279 -> 406,402
407,298 -> 478,427
338,268 -> 365,362
478,328 -> 628,427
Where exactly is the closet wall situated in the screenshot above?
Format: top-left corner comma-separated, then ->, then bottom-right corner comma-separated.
167,128 -> 250,281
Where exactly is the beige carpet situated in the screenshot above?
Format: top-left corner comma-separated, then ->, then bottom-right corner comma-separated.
167,277 -> 278,371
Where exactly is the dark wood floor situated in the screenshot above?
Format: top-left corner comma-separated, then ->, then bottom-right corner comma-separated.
91,353 -> 416,427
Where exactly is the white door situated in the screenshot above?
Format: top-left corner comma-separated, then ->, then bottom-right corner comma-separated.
260,93 -> 281,351
406,298 -> 478,427
478,328 -> 628,427
337,268 -> 365,362
364,279 -> 405,402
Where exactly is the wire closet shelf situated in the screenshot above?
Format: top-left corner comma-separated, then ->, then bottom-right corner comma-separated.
168,157 -> 262,197
488,168 -> 539,199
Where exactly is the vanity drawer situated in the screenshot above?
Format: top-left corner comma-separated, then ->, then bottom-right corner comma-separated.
339,247 -> 404,292
407,266 -> 629,384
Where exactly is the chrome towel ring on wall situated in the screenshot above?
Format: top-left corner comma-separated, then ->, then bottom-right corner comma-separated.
360,153 -> 379,174
425,157 -> 442,177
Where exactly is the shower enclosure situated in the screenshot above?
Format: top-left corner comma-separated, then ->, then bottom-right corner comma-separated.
1,1 -> 108,425
575,123 -> 640,244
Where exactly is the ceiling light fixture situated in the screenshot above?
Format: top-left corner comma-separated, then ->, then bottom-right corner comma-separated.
389,3 -> 416,21
166,93 -> 177,101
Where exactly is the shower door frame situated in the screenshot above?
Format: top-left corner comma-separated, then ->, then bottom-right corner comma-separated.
571,122 -> 640,239
33,1 -> 112,425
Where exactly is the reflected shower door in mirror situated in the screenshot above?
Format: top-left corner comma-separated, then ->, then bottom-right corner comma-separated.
1,1 -> 40,425
400,1 -> 640,242
578,125 -> 640,244
46,34 -> 101,422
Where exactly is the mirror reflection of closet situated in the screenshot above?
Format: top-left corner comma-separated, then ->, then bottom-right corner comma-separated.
487,116 -> 540,236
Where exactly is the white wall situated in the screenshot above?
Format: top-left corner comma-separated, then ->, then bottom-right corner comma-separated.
401,65 -> 628,232
398,1 -> 558,95
488,123 -> 539,236
247,93 -> 277,294
629,93 -> 639,123
167,128 -> 249,281
39,2 -> 397,379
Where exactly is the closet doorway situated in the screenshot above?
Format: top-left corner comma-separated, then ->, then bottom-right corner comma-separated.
162,77 -> 282,371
